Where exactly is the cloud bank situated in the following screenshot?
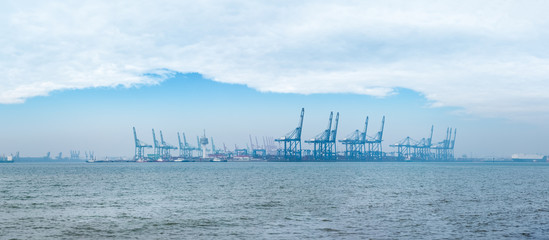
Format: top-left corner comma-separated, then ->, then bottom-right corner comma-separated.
2,0 -> 549,120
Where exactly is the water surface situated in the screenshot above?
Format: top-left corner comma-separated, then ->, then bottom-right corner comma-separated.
1,162 -> 548,239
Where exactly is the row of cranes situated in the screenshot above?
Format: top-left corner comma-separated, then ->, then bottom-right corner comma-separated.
228,136 -> 276,158
133,126 -> 278,161
276,108 -> 385,161
69,150 -> 95,160
339,116 -> 385,161
133,127 -> 212,161
132,108 -> 456,162
37,151 -> 94,160
305,111 -> 339,160
276,108 -> 455,161
248,135 -> 276,158
390,127 -> 457,161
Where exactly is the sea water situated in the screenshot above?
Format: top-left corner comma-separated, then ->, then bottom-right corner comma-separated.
1,162 -> 548,239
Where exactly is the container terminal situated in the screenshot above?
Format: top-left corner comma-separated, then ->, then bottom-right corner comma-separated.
128,108 -> 462,163
4,108 -> 548,163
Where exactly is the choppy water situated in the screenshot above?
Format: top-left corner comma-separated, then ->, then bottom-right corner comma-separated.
1,162 -> 549,239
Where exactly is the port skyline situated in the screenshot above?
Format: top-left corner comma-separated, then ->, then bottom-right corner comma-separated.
1,73 -> 546,160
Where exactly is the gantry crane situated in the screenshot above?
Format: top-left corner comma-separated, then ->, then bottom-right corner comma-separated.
178,132 -> 186,158
390,136 -> 418,160
152,129 -> 162,159
340,116 -> 368,159
329,112 -> 339,159
275,108 -> 304,161
366,116 -> 385,160
413,125 -> 434,160
160,130 -> 177,160
432,127 -> 456,161
449,128 -> 457,159
250,135 -> 266,158
391,125 -> 435,161
305,111 -> 339,161
177,132 -> 194,158
70,150 -> 80,160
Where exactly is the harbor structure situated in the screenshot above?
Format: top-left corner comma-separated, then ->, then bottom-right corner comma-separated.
130,108 -> 456,162
275,108 -> 304,161
305,111 -> 339,161
340,116 -> 368,160
390,126 -> 455,161
200,130 -> 209,159
366,116 -> 385,160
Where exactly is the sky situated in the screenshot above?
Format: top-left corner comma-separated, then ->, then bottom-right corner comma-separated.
1,0 -> 548,158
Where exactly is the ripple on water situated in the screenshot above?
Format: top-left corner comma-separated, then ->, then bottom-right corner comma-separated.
1,162 -> 549,239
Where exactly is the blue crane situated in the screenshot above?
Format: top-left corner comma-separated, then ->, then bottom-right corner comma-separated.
391,125 -> 434,161
184,133 -> 196,157
340,116 -> 368,159
390,136 -> 418,161
152,129 -> 162,159
450,128 -> 457,159
305,111 -> 339,161
275,108 -> 304,161
432,127 -> 456,161
329,112 -> 339,159
160,130 -> 177,160
404,125 -> 434,161
366,116 -> 385,160
178,132 -> 184,157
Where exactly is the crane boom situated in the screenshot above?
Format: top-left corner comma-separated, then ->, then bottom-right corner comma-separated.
178,132 -> 183,149
152,129 -> 159,148
362,117 -> 369,143
133,127 -> 139,146
451,129 -> 457,149
160,130 -> 166,145
297,108 -> 305,140
428,125 -> 434,146
331,112 -> 339,142
326,111 -> 333,141
379,116 -> 385,141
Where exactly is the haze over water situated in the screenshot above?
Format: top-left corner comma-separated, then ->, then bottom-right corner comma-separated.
1,162 -> 548,239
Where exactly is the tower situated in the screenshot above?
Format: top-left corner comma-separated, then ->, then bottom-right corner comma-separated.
200,129 -> 209,158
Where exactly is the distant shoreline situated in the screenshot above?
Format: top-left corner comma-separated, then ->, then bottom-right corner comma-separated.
8,157 -> 548,164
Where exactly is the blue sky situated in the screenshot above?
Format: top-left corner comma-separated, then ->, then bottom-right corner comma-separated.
1,1 -> 549,158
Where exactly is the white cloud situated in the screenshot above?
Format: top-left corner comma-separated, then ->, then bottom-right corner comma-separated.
1,0 -> 549,119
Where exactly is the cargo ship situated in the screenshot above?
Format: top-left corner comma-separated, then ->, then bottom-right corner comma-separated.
511,154 -> 548,162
